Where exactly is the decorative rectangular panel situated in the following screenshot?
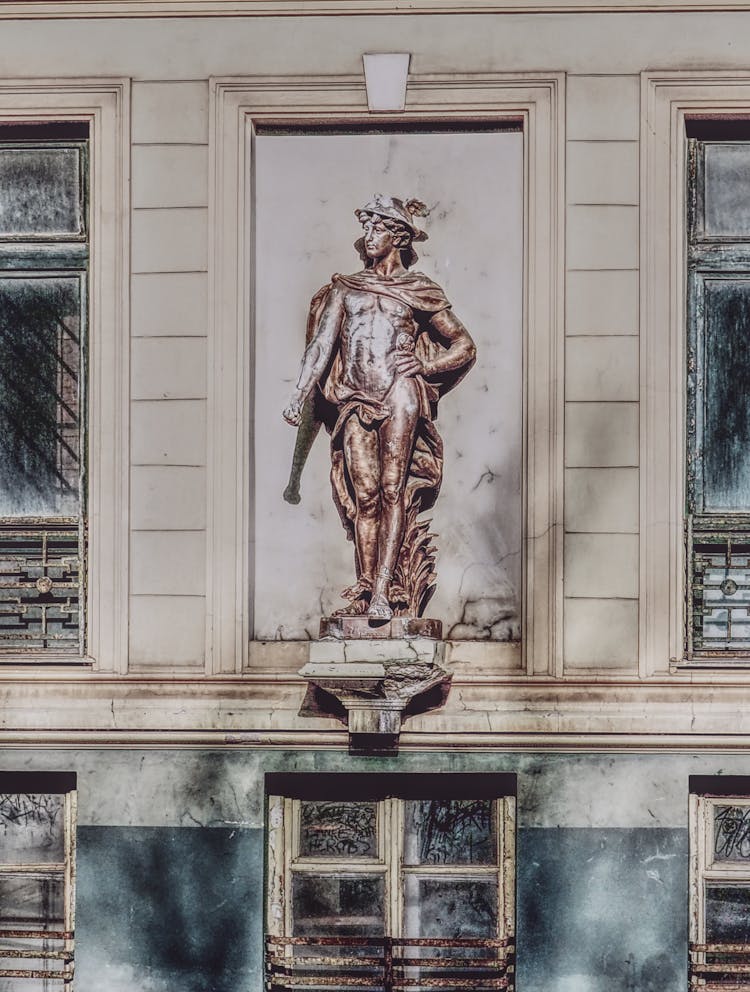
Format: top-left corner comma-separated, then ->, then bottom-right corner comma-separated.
0,519 -> 82,654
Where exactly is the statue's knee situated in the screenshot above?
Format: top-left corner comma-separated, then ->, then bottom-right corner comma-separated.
381,483 -> 404,507
357,488 -> 380,515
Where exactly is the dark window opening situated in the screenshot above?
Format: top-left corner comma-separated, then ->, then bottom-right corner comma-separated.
0,124 -> 88,658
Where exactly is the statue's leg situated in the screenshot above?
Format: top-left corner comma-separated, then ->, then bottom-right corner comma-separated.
342,415 -> 380,599
368,378 -> 419,620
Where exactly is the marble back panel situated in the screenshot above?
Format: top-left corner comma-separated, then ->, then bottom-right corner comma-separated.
253,130 -> 523,640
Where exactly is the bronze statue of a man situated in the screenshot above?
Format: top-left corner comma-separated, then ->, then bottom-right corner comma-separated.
283,194 -> 476,622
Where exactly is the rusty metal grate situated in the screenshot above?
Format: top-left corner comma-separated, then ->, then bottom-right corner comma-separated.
0,518 -> 83,654
688,516 -> 750,657
0,928 -> 74,984
690,942 -> 750,990
266,935 -> 515,991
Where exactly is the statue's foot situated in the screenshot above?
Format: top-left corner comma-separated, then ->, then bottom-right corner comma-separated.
332,598 -> 369,617
340,578 -> 371,602
368,594 -> 393,621
332,579 -> 372,617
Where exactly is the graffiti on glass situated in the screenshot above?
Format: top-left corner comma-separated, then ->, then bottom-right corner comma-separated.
300,802 -> 377,857
414,800 -> 494,865
0,793 -> 60,830
715,805 -> 750,860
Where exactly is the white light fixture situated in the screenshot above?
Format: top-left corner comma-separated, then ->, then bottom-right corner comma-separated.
362,53 -> 411,113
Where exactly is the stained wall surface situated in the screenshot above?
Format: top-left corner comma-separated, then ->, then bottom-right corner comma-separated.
3,747 -> 731,992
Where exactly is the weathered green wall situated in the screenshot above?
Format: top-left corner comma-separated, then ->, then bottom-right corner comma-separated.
1,749 -> 721,990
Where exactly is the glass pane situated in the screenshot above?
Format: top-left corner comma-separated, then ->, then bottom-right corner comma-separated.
0,967 -> 67,992
403,876 -> 498,941
714,805 -> 750,861
704,143 -> 750,238
0,146 -> 83,238
299,802 -> 377,858
403,800 -> 496,865
0,794 -> 65,864
292,874 -> 385,937
702,278 -> 750,510
0,276 -> 82,516
0,873 -> 64,930
706,885 -> 750,943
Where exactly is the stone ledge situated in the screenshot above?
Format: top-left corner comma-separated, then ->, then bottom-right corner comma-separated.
3,675 -> 750,742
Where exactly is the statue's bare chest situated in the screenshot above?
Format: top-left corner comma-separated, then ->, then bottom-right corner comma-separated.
342,289 -> 415,339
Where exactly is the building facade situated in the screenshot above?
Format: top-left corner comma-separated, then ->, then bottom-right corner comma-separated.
2,2 -> 750,990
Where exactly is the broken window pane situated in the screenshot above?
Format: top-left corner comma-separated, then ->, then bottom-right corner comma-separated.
299,802 -> 377,858
403,800 -> 496,865
0,146 -> 83,239
706,884 -> 750,942
0,794 -> 65,864
0,276 -> 82,517
292,874 -> 385,937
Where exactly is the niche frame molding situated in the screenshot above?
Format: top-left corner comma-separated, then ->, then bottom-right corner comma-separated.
207,72 -> 565,678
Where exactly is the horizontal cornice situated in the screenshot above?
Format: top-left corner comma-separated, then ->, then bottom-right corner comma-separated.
3,675 -> 750,748
3,0 -> 750,17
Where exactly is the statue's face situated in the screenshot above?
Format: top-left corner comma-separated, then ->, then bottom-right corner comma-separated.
362,216 -> 396,259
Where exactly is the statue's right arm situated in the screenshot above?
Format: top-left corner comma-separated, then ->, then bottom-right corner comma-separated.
283,285 -> 344,426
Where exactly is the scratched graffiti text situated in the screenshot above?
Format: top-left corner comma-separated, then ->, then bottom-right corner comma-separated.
0,793 -> 64,864
300,802 -> 377,858
404,800 -> 496,865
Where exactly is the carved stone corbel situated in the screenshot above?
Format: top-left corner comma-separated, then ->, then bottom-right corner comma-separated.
299,637 -> 451,755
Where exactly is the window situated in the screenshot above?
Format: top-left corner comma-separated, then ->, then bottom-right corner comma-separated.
685,128 -> 750,659
0,772 -> 76,989
0,124 -> 88,657
266,775 -> 515,992
689,778 -> 750,989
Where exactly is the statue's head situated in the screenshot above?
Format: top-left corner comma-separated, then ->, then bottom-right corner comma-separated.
354,194 -> 428,269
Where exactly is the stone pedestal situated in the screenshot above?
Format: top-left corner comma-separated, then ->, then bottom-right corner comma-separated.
319,615 -> 442,640
299,636 -> 451,754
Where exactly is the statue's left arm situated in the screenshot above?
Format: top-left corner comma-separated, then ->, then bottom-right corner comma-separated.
395,308 -> 476,388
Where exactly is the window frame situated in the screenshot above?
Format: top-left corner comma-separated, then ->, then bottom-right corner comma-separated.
641,73 -> 750,673
0,135 -> 90,657
0,773 -> 77,990
266,778 -> 516,989
0,80 -> 130,672
683,133 -> 750,660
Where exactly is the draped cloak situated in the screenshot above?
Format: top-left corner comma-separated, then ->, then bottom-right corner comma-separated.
306,269 -> 458,566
